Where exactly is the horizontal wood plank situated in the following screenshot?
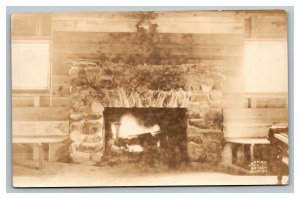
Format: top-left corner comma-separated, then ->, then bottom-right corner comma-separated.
13,107 -> 69,121
52,83 -> 70,97
53,53 -> 241,68
52,75 -> 70,85
51,97 -> 70,107
12,96 -> 34,107
245,10 -> 287,17
13,121 -> 69,135
38,96 -> 70,107
52,10 -> 245,21
252,16 -> 287,38
52,11 -> 245,34
223,108 -> 288,123
53,43 -> 243,57
223,122 -> 288,138
52,20 -> 244,34
53,32 -> 245,46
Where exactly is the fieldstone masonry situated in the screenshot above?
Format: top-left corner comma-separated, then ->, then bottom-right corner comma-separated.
68,60 -> 225,166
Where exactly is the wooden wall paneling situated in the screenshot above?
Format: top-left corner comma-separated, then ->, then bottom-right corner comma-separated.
53,32 -> 245,46
50,13 -> 54,108
222,93 -> 248,109
246,93 -> 288,109
40,14 -> 52,36
245,10 -> 287,16
13,144 -> 33,160
39,96 -> 50,107
11,13 -> 52,37
52,10 -> 245,22
223,108 -> 288,138
52,75 -> 70,85
51,97 -> 70,107
12,96 -> 34,107
52,32 -> 245,66
254,16 -> 287,38
255,97 -> 287,108
222,76 -> 245,94
52,83 -> 70,97
244,10 -> 287,39
11,14 -> 38,37
13,107 -> 69,121
50,20 -> 243,34
223,108 -> 288,123
39,96 -> 70,107
52,11 -> 245,34
12,94 -> 52,107
52,54 -> 72,75
53,43 -> 243,58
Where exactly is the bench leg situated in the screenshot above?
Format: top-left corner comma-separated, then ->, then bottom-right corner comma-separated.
250,144 -> 255,162
33,144 -> 39,161
48,143 -> 51,161
33,143 -> 44,170
222,142 -> 233,164
38,143 -> 44,170
236,144 -> 245,166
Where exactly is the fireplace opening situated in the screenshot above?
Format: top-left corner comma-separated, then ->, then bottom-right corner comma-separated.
103,108 -> 188,168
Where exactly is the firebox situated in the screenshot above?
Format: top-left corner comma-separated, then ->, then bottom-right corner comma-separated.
103,108 -> 188,168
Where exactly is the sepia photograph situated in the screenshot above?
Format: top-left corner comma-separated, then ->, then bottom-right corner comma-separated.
11,10 -> 289,187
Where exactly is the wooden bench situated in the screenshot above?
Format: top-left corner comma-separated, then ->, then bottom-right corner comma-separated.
13,121 -> 69,169
222,108 -> 288,170
222,137 -> 270,167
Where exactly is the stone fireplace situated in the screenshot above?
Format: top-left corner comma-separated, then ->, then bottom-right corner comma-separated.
68,60 -> 225,167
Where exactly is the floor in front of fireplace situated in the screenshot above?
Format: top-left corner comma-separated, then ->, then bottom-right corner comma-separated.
12,159 -> 288,187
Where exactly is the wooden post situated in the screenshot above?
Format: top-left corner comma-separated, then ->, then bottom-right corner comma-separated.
34,143 -> 44,169
33,143 -> 39,161
38,143 -> 44,170
48,143 -> 52,161
236,144 -> 245,166
33,96 -> 40,107
222,142 -> 233,164
250,144 -> 255,162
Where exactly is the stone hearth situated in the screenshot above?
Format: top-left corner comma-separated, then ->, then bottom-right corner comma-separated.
68,60 -> 225,166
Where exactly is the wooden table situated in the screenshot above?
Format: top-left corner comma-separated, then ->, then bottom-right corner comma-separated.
13,121 -> 69,169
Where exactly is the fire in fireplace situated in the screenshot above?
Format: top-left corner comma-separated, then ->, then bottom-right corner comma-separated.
103,108 -> 188,168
